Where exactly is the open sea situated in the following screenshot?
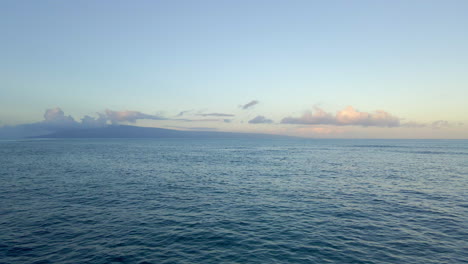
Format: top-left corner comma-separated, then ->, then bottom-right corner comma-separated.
1,138 -> 467,264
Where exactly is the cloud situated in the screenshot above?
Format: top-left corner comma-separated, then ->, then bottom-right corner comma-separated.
175,118 -> 233,123
0,107 -> 172,138
402,120 -> 462,129
295,126 -> 346,135
401,121 -> 427,128
35,107 -> 82,130
241,100 -> 259,110
166,126 -> 218,131
81,113 -> 108,128
2,105 -> 462,139
105,109 -> 166,124
176,110 -> 192,117
196,113 -> 235,117
44,107 -> 76,124
0,107 -> 234,138
336,106 -> 400,127
281,106 -> 400,127
282,107 -> 335,125
248,115 -> 273,124
0,107 -> 86,138
431,120 -> 450,129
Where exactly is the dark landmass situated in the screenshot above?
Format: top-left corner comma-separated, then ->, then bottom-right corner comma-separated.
34,125 -> 291,139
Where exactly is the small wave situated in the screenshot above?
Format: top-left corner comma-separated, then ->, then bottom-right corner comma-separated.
351,145 -> 408,148
394,150 -> 468,155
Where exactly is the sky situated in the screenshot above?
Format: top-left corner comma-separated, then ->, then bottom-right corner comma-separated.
1,0 -> 467,138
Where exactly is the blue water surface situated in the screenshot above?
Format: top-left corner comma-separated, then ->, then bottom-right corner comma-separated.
1,139 -> 467,263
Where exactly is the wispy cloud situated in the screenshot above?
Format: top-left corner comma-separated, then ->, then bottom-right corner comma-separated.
249,115 -> 273,124
196,113 -> 235,117
402,120 -> 462,129
281,106 -> 400,127
401,121 -> 427,128
166,126 -> 218,131
241,100 -> 259,110
105,109 -> 166,124
176,110 -> 193,117
175,118 -> 233,123
431,120 -> 450,129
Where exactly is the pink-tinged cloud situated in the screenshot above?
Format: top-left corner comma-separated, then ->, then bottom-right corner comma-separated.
281,106 -> 400,127
44,107 -> 77,125
105,109 -> 166,124
296,126 -> 346,135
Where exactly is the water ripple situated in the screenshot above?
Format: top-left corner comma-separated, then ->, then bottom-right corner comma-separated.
1,139 -> 467,263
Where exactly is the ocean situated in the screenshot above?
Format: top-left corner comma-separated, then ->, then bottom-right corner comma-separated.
1,138 -> 467,263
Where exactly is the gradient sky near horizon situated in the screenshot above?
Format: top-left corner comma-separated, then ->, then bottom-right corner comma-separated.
1,0 -> 467,138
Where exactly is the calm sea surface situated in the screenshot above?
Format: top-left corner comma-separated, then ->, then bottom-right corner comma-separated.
1,139 -> 467,264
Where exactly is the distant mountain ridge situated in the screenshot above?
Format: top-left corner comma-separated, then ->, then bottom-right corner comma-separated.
35,125 -> 291,139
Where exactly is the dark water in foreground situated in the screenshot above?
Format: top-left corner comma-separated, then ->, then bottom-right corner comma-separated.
1,139 -> 467,264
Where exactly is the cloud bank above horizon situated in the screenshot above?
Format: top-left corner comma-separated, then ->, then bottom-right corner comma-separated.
281,106 -> 400,127
0,104 -> 463,139
280,106 -> 462,129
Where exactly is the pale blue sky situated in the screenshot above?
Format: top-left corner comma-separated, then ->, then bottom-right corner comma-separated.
1,0 -> 467,138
